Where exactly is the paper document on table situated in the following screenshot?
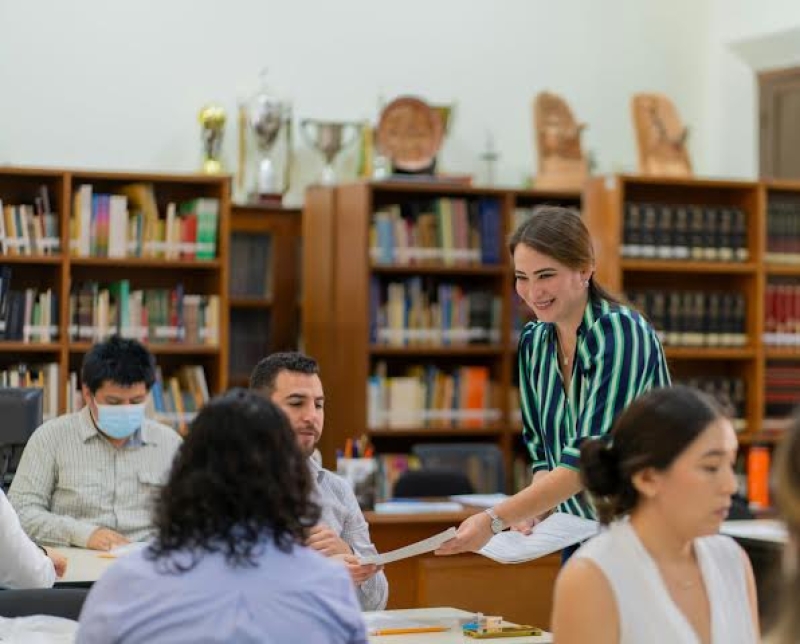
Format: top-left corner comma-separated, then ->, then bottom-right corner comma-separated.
360,527 -> 457,566
448,493 -> 508,508
479,513 -> 599,564
108,542 -> 148,558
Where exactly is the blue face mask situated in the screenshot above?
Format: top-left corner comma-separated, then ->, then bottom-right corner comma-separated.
95,402 -> 146,439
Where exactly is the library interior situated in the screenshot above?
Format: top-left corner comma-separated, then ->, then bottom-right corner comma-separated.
0,1 -> 799,642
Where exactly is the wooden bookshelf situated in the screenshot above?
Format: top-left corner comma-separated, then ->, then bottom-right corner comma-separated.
584,174 -> 767,440
303,180 -> 582,488
226,202 -> 301,388
0,166 -> 231,418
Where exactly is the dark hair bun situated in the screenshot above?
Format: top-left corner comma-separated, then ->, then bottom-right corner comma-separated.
580,439 -> 621,497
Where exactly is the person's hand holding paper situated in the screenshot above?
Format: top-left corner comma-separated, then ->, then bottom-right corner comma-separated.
333,554 -> 382,584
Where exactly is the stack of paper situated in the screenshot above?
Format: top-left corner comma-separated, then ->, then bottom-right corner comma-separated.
374,501 -> 464,514
478,513 -> 599,564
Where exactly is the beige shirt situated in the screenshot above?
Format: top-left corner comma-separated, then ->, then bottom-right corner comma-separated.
8,407 -> 181,547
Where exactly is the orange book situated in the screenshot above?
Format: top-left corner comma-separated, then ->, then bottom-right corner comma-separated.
747,446 -> 771,509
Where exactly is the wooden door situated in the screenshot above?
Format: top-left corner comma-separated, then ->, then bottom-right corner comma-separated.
760,67 -> 800,179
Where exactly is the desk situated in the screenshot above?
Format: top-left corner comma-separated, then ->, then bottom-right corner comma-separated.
365,509 -> 560,628
54,547 -> 116,586
365,608 -> 552,643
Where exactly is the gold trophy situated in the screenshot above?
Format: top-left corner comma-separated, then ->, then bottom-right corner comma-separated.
198,104 -> 226,175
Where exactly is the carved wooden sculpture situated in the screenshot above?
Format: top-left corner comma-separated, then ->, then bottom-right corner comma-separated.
632,93 -> 692,177
533,92 -> 589,190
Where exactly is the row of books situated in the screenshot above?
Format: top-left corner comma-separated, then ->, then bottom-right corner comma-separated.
764,283 -> 800,345
627,289 -> 747,347
1,288 -> 59,343
766,199 -> 800,263
229,233 -> 272,298
370,278 -> 502,346
675,376 -> 747,431
765,362 -> 800,419
70,183 -> 219,260
621,202 -> 748,261
369,198 -> 503,266
229,311 -> 270,378
69,281 -> 220,346
0,191 -> 60,256
366,363 -> 501,430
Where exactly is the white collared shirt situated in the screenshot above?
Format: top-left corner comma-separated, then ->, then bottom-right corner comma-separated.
0,489 -> 55,588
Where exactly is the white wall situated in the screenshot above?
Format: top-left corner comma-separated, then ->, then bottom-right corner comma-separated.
701,0 -> 800,178
1,0 -> 712,200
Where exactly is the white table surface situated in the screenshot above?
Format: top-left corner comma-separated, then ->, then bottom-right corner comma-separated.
54,547 -> 117,584
365,608 -> 553,643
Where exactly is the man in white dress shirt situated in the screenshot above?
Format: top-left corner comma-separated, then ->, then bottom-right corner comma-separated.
250,352 -> 389,611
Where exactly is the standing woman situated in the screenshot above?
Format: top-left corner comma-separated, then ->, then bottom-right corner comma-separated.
437,206 -> 670,557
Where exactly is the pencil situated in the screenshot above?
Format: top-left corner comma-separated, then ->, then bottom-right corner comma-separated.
371,626 -> 449,635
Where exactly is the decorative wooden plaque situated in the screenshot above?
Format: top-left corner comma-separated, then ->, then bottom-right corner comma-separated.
533,91 -> 589,190
631,93 -> 692,177
376,96 -> 444,172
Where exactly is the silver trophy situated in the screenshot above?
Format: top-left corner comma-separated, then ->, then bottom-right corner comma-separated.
238,70 -> 292,202
301,119 -> 360,185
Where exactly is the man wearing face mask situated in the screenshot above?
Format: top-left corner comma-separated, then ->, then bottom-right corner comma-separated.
9,336 -> 182,551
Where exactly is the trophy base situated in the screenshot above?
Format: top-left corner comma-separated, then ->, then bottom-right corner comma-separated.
251,192 -> 284,207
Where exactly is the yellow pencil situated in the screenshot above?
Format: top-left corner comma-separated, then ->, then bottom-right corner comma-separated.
371,626 -> 449,635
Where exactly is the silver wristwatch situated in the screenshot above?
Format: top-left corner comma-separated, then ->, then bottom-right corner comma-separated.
485,508 -> 506,535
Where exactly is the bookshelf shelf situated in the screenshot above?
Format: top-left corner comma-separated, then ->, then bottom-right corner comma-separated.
664,347 -> 756,360
764,347 -> 800,360
621,259 -> 757,274
229,297 -> 273,309
0,256 -> 64,265
69,258 -> 221,270
0,342 -> 62,353
369,345 -> 504,357
367,427 -> 505,437
0,166 -> 231,416
370,265 -> 507,277
69,343 -> 219,355
304,181 -> 582,492
738,432 -> 784,445
764,264 -> 800,276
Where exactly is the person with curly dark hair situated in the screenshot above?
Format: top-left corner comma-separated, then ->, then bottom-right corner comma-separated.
551,385 -> 758,644
9,335 -> 181,551
76,389 -> 367,644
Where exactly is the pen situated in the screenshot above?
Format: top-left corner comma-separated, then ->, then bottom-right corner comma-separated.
371,626 -> 449,635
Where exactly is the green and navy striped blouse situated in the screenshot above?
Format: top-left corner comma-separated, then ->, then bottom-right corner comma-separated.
518,297 -> 671,519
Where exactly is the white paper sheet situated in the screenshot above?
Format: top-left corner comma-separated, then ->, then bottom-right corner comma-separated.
108,541 -> 148,557
478,513 -> 599,564
448,493 -> 509,508
374,501 -> 464,514
360,527 -> 458,565
721,520 -> 788,544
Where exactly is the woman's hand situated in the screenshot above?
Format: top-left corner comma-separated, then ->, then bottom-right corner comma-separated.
435,511 -> 494,555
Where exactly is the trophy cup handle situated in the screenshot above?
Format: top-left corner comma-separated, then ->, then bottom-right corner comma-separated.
300,119 -> 318,149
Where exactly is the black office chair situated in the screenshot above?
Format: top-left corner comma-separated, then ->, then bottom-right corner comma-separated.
0,588 -> 89,619
393,468 -> 474,498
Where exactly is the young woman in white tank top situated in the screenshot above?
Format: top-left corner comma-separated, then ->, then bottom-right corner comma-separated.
551,385 -> 759,644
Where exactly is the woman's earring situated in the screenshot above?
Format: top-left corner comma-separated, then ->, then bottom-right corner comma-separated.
583,279 -> 590,288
